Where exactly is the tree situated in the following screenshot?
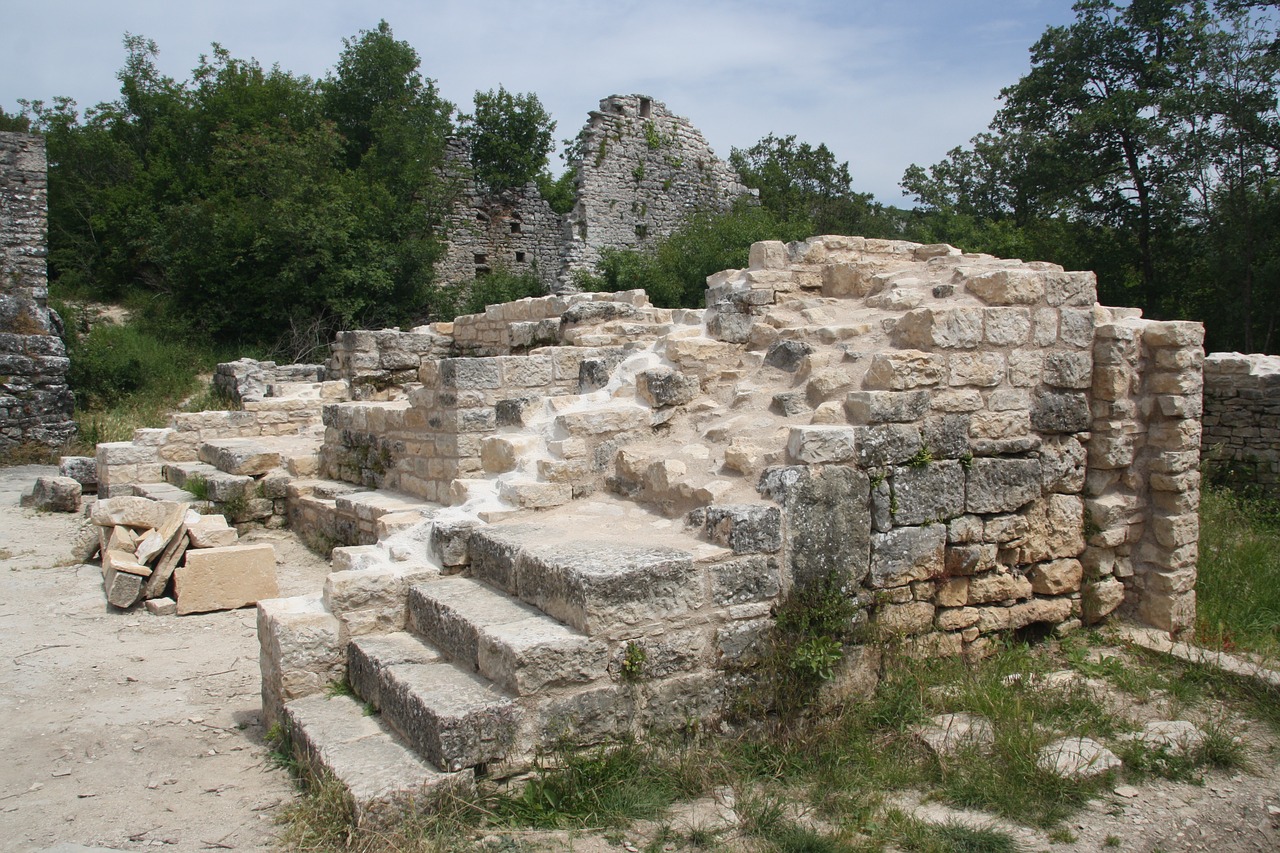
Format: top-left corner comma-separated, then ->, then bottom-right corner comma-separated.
460,86 -> 555,193
730,133 -> 898,237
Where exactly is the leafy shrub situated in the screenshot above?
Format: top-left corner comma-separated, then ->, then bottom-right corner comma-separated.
66,322 -> 207,410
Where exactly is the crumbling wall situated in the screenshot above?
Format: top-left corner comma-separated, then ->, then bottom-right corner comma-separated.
0,132 -> 74,451
214,358 -> 327,405
561,95 -> 753,281
435,140 -> 564,292
1201,351 -> 1280,494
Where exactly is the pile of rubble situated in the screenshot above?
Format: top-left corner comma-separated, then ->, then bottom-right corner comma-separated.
88,496 -> 278,614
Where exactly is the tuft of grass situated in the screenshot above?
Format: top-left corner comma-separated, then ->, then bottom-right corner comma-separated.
1196,486 -> 1280,658
879,811 -> 1020,853
183,474 -> 210,502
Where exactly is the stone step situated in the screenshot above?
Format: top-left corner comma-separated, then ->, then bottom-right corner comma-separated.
468,500 -> 726,634
407,577 -> 609,696
131,481 -> 199,503
283,692 -> 473,827
349,635 -> 519,772
163,461 -> 253,501
199,435 -> 321,477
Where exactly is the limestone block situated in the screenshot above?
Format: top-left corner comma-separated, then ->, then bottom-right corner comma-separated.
869,524 -> 946,588
892,307 -> 984,350
750,240 -> 789,270
1031,390 -> 1091,433
787,426 -> 857,464
1017,495 -> 1087,562
257,594 -> 343,726
699,504 -> 782,554
440,358 -> 501,390
188,513 -> 238,548
856,423 -> 923,467
1040,436 -> 1086,494
891,461 -> 965,526
948,352 -> 1005,387
1028,559 -> 1084,595
1037,737 -> 1120,780
1007,350 -> 1044,386
91,497 -> 182,530
965,269 -> 1046,305
969,411 -> 1030,440
967,571 -> 1033,604
983,308 -> 1031,346
198,440 -> 281,476
966,458 -> 1042,514
916,713 -> 994,757
763,339 -> 813,373
554,407 -> 649,436
1059,308 -> 1094,347
759,466 -> 872,589
105,548 -> 151,578
947,514 -> 985,544
499,480 -> 573,509
1045,271 -> 1097,307
1042,351 -> 1093,389
22,476 -> 81,512
862,350 -> 945,390
644,458 -> 687,493
845,390 -> 930,424
175,543 -> 280,615
104,566 -> 145,609
431,519 -> 478,568
711,555 -> 781,606
1082,577 -> 1125,623
59,456 -> 98,490
134,501 -> 188,564
636,368 -> 701,408
936,605 -> 980,630
481,436 -> 526,474
1137,589 -> 1196,632
877,601 -> 936,635
931,389 -> 984,412
822,263 -> 877,298
97,441 -> 158,465
923,414 -> 971,459
1150,512 -> 1199,549
936,579 -> 971,608
948,543 -> 1000,578
1142,320 -> 1204,348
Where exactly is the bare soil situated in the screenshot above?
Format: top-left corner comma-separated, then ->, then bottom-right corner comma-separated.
0,465 -> 329,852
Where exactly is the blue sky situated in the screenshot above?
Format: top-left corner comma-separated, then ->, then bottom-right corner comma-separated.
1,0 -> 1080,204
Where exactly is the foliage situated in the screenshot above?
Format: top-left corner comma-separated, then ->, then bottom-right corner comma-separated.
575,198 -> 811,308
535,167 -> 577,214
903,1 -> 1280,351
0,108 -> 31,132
452,266 -> 545,318
65,320 -> 209,410
1196,486 -> 1280,657
461,86 -> 555,193
732,132 -> 909,238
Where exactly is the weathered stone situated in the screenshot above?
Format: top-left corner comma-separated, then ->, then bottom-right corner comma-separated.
711,555 -> 781,606
857,423 -> 923,467
892,307 -> 984,350
862,350 -> 945,390
1028,559 -> 1083,595
637,368 -> 701,407
22,475 -> 81,512
966,458 -> 1042,514
699,504 -> 782,554
891,460 -> 965,526
877,601 -> 936,635
845,390 -> 930,424
59,456 -> 98,490
967,571 -> 1033,604
174,543 -> 280,615
1037,737 -> 1121,780
869,524 -> 946,588
1040,435 -> 1086,494
759,466 -> 872,589
763,339 -> 813,372
983,308 -> 1031,346
916,713 -> 994,757
965,269 -> 1046,305
948,352 -> 1005,387
1031,390 -> 1091,433
1042,351 -> 1093,389
91,496 -> 179,530
787,425 -> 857,464
1083,577 -> 1126,623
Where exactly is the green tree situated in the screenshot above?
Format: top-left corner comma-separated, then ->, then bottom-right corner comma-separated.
461,86 -> 555,193
730,133 -> 901,237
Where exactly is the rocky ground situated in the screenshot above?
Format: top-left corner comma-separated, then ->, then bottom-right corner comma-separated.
1,463 -> 1278,852
0,464 -> 328,852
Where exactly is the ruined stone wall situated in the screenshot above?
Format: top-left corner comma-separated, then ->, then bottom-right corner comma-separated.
435,140 -> 564,292
561,95 -> 753,281
214,358 -> 327,405
0,132 -> 75,451
1201,352 -> 1280,494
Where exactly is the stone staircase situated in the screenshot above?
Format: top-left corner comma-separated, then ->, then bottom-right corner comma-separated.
270,496 -> 749,824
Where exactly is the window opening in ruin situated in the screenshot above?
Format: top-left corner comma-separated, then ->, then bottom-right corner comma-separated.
612,101 -> 625,114
510,220 -> 522,233
515,251 -> 526,263
635,224 -> 648,240
577,221 -> 587,240
475,213 -> 487,223
474,253 -> 487,265
639,98 -> 651,118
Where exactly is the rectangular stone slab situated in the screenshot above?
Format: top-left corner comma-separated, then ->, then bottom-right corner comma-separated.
174,543 -> 279,614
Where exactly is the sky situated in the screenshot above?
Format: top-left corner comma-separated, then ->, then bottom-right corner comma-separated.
1,0 -> 1081,205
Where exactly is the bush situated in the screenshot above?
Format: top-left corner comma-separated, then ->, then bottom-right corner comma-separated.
66,323 -> 208,410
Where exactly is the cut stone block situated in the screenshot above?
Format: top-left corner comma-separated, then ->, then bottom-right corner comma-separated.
104,568 -> 144,609
134,501 -> 188,564
145,597 -> 177,616
284,693 -> 474,827
187,513 -> 239,548
348,632 -> 444,709
965,458 -> 1042,514
379,661 -> 519,772
91,496 -> 182,530
144,522 -> 189,599
174,543 -> 279,615
257,594 -> 344,727
22,476 -> 82,512
408,578 -> 608,695
199,438 -> 282,476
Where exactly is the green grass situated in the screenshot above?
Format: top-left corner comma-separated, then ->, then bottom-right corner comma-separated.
1196,487 -> 1280,658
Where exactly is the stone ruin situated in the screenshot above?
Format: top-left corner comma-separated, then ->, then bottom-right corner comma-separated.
435,95 -> 753,292
1201,352 -> 1280,495
87,234 -> 1206,822
0,131 -> 74,452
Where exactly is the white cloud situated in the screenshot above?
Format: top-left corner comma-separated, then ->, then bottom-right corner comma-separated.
1,0 -> 1079,204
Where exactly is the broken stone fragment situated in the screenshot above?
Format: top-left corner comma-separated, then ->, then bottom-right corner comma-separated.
636,368 -> 701,408
1036,736 -> 1121,779
186,513 -> 239,549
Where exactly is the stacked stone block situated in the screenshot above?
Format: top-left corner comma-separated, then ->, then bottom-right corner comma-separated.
1201,352 -> 1280,494
214,358 -> 327,405
327,328 -> 454,400
0,132 -> 74,451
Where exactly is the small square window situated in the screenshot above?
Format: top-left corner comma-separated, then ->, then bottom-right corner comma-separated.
474,253 -> 487,265
515,251 -> 526,263
635,224 -> 648,240
639,98 -> 652,118
510,221 -> 522,233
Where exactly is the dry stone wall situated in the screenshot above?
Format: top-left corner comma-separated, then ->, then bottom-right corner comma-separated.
1201,352 -> 1280,494
0,131 -> 74,451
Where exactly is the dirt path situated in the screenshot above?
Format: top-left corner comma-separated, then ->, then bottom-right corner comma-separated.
0,465 -> 329,853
